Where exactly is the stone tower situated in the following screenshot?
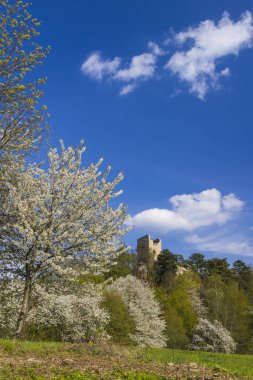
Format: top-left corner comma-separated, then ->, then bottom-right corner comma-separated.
137,235 -> 162,263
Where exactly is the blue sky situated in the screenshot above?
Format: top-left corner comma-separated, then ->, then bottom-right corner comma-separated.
32,0 -> 253,264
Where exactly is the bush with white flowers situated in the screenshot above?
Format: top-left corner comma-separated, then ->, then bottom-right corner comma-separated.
0,280 -> 109,341
108,275 -> 166,348
189,317 -> 236,353
29,282 -> 110,341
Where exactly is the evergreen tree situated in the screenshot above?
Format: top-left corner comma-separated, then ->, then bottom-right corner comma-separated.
187,253 -> 206,276
154,249 -> 178,288
233,260 -> 253,295
206,258 -> 232,281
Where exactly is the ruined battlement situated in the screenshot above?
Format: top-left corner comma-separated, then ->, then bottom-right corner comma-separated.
137,235 -> 162,263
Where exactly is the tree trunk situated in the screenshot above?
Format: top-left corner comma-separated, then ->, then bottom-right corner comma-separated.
15,276 -> 32,339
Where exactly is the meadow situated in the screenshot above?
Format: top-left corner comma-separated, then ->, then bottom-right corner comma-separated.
0,340 -> 253,380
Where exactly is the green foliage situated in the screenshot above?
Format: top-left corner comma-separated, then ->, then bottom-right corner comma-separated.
155,287 -> 189,348
173,270 -> 201,291
186,253 -> 206,277
79,274 -> 105,284
155,269 -> 203,350
102,291 -> 135,344
105,252 -> 135,279
204,275 -> 252,352
0,366 -> 169,380
109,372 -> 166,380
167,288 -> 197,334
22,323 -> 61,342
0,0 -> 50,158
233,260 -> 253,296
154,249 -> 178,288
223,282 -> 252,352
206,258 -> 232,280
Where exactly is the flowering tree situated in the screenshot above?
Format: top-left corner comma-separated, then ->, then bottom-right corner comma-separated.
0,0 -> 49,159
188,288 -> 208,317
189,317 -> 236,353
27,282 -> 109,342
0,280 -> 109,341
0,141 -> 128,337
0,280 -> 22,336
108,275 -> 166,348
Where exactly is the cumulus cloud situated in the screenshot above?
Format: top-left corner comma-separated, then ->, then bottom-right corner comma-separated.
80,52 -> 121,80
81,12 -> 253,98
115,53 -> 157,81
126,189 -> 244,233
165,11 -> 253,99
115,42 -> 163,94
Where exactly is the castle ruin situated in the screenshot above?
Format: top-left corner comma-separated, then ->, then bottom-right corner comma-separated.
136,235 -> 187,281
137,235 -> 162,263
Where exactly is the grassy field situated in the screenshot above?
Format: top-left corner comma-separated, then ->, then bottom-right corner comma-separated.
0,339 -> 252,379
142,348 -> 253,379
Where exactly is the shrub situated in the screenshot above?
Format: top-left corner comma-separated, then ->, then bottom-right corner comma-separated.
0,280 -> 109,342
155,287 -> 189,349
189,317 -> 237,353
102,290 -> 135,343
108,275 -> 166,348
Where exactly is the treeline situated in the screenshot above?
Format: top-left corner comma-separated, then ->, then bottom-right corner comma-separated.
105,250 -> 253,353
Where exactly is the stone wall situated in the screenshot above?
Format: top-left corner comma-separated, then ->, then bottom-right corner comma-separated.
137,235 -> 162,263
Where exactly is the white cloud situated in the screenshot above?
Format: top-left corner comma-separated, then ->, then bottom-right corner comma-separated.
147,41 -> 165,56
80,52 -> 121,80
81,42 -> 163,94
220,67 -> 230,77
115,42 -> 163,94
119,83 -> 136,96
81,12 -> 253,98
186,232 -> 253,256
165,11 -> 253,99
115,51 -> 158,82
126,188 -> 244,233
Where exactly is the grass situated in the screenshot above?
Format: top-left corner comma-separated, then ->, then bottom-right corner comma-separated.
142,347 -> 253,378
0,339 -> 253,379
0,339 -> 64,353
0,366 -> 170,380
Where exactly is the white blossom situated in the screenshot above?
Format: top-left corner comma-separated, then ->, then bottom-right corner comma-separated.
0,280 -> 23,335
27,282 -> 109,341
0,279 -> 109,341
188,288 -> 208,317
189,317 -> 236,353
108,275 -> 166,348
0,140 -> 129,336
